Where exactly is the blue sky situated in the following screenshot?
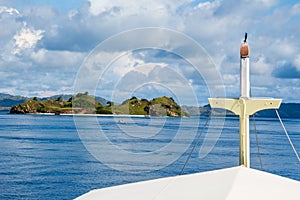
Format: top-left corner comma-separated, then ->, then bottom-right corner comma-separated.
4,0 -> 82,12
0,0 -> 300,105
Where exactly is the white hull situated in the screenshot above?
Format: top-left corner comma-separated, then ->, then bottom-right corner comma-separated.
76,166 -> 300,200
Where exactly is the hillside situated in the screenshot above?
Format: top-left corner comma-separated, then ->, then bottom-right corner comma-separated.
255,103 -> 300,118
0,93 -> 29,109
112,96 -> 188,117
10,93 -> 106,115
10,94 -> 188,117
10,98 -> 73,114
0,93 -> 108,109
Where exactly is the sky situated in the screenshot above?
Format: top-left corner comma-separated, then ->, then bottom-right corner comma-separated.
0,0 -> 300,105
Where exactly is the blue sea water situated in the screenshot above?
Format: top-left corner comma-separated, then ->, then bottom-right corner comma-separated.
0,111 -> 299,199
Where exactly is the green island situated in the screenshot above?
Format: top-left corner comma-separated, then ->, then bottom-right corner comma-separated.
9,92 -> 189,117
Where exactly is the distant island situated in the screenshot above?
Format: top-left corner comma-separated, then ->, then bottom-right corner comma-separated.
1,93 -> 300,118
9,92 -> 189,117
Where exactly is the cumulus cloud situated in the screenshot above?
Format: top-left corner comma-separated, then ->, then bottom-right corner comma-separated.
0,0 -> 300,103
13,27 -> 44,54
30,49 -> 84,69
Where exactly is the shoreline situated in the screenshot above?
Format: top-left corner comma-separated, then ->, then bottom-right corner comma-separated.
61,113 -> 150,117
21,113 -> 191,118
23,112 -> 151,117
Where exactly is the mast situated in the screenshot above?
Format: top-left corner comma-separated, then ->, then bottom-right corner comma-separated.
240,33 -> 250,98
208,33 -> 282,168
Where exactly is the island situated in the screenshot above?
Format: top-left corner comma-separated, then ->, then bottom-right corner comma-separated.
4,92 -> 300,118
9,93 -> 189,117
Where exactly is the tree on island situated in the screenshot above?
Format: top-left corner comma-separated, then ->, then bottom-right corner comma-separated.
107,101 -> 114,106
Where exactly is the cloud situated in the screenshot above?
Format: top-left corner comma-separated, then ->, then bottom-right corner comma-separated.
272,63 -> 300,79
0,0 -> 300,103
88,0 -> 188,17
109,64 -> 198,105
0,6 -> 19,16
30,49 -> 84,69
0,6 -> 23,47
252,55 -> 272,75
294,54 -> 300,71
13,27 -> 44,54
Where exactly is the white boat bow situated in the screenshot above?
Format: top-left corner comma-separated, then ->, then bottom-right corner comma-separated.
76,166 -> 300,200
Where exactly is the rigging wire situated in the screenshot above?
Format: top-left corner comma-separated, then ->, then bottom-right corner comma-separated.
252,114 -> 263,169
179,110 -> 212,175
275,109 -> 300,162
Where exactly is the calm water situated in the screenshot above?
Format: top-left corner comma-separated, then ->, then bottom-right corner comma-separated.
0,111 -> 299,199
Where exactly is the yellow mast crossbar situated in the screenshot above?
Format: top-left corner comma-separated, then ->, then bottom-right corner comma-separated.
208,98 -> 282,168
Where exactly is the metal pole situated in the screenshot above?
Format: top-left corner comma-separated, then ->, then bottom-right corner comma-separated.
240,33 -> 250,98
239,34 -> 251,167
239,99 -> 250,167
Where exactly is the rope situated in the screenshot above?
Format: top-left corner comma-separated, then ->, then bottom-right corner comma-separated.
179,110 -> 212,175
275,109 -> 300,162
252,115 -> 263,169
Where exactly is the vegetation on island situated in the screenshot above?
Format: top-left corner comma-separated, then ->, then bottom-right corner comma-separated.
3,92 -> 300,118
111,96 -> 187,116
9,93 -> 189,117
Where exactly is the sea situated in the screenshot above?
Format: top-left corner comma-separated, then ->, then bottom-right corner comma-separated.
0,110 -> 299,199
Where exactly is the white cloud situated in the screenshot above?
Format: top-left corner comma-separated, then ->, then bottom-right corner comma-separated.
135,63 -> 168,76
294,54 -> 300,71
196,0 -> 220,12
88,0 -> 187,17
0,6 -> 20,15
0,6 -> 24,48
110,52 -> 168,78
252,55 -> 272,75
111,52 -> 143,77
108,64 -> 198,105
30,49 -> 85,69
272,39 -> 296,58
253,0 -> 279,7
13,27 -> 44,55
